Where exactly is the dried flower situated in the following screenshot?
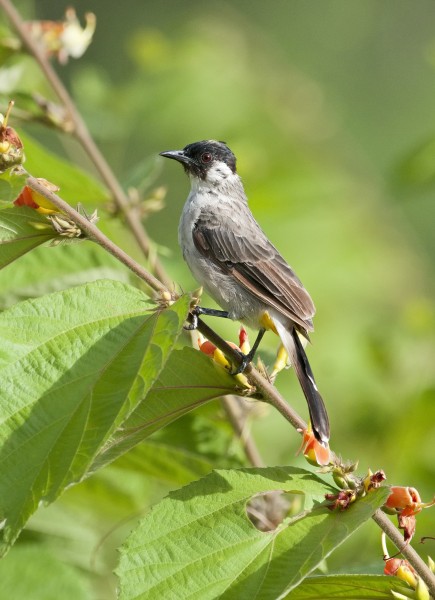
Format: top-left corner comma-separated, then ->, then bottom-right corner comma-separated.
25,8 -> 96,65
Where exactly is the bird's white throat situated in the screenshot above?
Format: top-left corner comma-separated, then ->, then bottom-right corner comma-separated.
189,161 -> 240,194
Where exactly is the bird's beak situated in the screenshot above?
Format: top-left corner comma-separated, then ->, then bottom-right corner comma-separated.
159,149 -> 192,166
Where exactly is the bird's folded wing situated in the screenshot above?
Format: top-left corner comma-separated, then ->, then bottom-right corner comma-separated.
192,219 -> 315,332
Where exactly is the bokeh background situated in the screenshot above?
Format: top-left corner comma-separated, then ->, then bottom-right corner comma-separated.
1,1 -> 434,598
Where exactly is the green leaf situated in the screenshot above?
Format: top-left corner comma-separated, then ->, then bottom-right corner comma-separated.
0,545 -> 92,600
19,132 -> 110,205
112,439 -> 214,486
0,167 -> 27,204
283,574 -> 397,598
0,280 -> 189,555
92,347 -> 241,470
0,205 -> 56,268
0,242 -> 131,309
117,467 -> 390,600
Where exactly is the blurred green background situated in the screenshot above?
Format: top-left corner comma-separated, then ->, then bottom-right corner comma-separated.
1,1 -> 434,598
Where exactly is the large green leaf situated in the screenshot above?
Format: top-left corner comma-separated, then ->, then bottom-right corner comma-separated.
117,467 -> 390,600
0,242 -> 131,309
92,347 -> 242,470
283,574 -> 399,598
0,280 -> 189,554
0,205 -> 56,268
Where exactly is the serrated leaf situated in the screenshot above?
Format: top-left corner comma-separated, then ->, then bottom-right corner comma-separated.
0,205 -> 56,267
92,347 -> 242,470
0,280 -> 190,555
117,468 -> 390,600
283,574 -> 397,598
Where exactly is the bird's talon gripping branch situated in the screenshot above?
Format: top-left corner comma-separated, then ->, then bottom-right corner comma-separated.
230,349 -> 250,375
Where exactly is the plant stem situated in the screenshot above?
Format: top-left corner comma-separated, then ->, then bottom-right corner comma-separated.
0,0 -> 170,287
373,509 -> 435,597
221,396 -> 264,467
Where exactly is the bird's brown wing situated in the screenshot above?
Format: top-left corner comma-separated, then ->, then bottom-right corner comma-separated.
192,216 -> 315,332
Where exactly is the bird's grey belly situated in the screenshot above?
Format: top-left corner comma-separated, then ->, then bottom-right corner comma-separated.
183,247 -> 265,328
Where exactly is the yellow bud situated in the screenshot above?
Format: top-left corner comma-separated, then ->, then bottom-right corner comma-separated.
396,565 -> 418,589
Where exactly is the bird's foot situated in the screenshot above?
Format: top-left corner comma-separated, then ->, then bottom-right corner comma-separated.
230,348 -> 256,375
184,305 -> 230,330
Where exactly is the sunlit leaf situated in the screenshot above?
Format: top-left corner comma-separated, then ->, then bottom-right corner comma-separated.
92,347 -> 242,470
283,574 -> 398,599
0,280 -> 189,555
117,467 -> 389,600
0,242 -> 131,309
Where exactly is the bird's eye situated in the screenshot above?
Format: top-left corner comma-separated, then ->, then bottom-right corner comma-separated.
201,152 -> 212,163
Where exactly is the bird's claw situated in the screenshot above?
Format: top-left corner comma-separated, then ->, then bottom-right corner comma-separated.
230,349 -> 254,375
184,306 -> 200,330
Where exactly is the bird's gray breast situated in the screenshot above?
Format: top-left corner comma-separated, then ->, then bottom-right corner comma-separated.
178,191 -> 265,324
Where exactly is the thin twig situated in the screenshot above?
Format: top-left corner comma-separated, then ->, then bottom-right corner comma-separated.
0,0 -> 170,287
221,396 -> 264,467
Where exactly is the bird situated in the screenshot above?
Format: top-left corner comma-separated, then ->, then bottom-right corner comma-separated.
160,140 -> 330,445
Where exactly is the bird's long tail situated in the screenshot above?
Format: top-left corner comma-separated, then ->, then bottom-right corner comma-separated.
272,317 -> 330,445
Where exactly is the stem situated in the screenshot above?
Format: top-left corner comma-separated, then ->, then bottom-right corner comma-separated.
0,0 -> 170,287
373,509 -> 435,596
221,396 -> 264,467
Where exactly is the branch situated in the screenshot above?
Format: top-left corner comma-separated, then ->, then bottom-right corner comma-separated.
373,509 -> 435,597
0,0 -> 170,287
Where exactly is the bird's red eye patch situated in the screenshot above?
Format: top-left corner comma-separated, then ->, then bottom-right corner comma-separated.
201,152 -> 212,163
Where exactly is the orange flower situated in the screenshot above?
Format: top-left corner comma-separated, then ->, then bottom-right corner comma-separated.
297,425 -> 331,466
197,332 -> 251,390
384,558 -> 418,588
14,181 -> 60,214
385,486 -> 435,544
0,101 -> 24,172
386,487 -> 422,514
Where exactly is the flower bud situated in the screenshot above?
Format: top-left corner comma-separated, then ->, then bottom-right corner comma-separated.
0,101 -> 24,173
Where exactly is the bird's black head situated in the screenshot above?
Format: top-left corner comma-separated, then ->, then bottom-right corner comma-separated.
160,140 -> 237,179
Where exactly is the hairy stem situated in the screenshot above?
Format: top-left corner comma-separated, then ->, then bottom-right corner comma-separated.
373,509 -> 435,597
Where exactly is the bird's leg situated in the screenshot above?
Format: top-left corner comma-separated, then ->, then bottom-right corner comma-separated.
231,328 -> 266,375
185,305 -> 230,330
